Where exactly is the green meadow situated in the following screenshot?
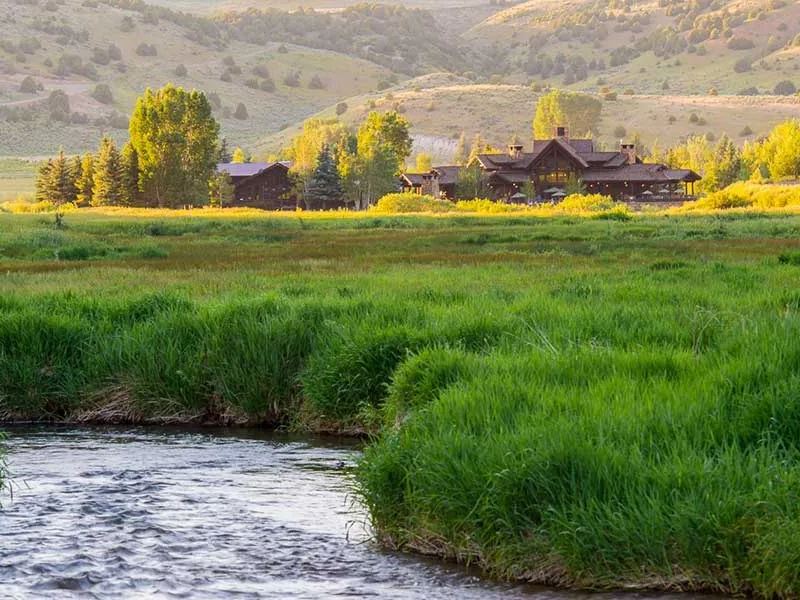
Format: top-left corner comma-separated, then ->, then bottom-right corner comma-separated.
1,208 -> 800,595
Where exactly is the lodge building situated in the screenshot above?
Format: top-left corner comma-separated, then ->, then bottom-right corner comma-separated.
216,161 -> 296,210
403,128 -> 701,204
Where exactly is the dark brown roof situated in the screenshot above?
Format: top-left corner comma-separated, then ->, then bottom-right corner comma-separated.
433,166 -> 460,186
582,163 -> 699,183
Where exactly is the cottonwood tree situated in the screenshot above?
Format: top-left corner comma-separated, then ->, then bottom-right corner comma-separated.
354,111 -> 412,206
533,89 -> 602,139
208,171 -> 234,207
129,85 -> 220,207
415,153 -> 432,173
288,118 -> 350,200
232,147 -> 250,163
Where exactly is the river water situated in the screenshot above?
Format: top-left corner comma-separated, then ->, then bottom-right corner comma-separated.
1,428 -> 707,599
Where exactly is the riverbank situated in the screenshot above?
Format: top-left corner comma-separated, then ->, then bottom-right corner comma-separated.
2,209 -> 800,596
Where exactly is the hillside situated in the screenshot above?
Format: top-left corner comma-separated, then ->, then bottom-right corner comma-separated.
466,0 -> 800,94
254,75 -> 800,164
2,0 -> 799,182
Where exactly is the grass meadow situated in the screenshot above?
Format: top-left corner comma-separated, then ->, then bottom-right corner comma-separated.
1,208 -> 800,595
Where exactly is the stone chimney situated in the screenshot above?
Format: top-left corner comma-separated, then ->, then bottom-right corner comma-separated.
508,144 -> 524,160
554,125 -> 569,140
421,172 -> 440,198
620,143 -> 636,165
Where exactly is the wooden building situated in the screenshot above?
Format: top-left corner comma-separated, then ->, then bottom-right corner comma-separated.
472,128 -> 701,203
216,161 -> 297,210
400,165 -> 460,199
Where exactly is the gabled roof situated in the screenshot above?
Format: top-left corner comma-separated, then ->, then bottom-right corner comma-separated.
433,165 -> 460,185
529,138 -> 590,169
533,138 -> 594,153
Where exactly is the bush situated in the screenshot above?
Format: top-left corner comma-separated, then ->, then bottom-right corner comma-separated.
727,36 -> 755,50
135,44 -> 157,57
233,103 -> 248,120
308,74 -> 324,89
174,63 -> 187,77
91,84 -> 113,105
335,102 -> 348,116
283,71 -> 300,87
19,76 -> 43,94
371,193 -> 456,214
685,182 -> 800,210
774,80 -> 797,95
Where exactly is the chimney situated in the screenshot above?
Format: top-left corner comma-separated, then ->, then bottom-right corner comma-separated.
508,144 -> 524,160
421,171 -> 440,198
620,143 -> 636,165
554,125 -> 569,140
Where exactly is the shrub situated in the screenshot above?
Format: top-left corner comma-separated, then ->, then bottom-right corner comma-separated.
371,193 -> 456,214
308,74 -> 324,89
91,83 -> 113,105
335,102 -> 348,116
774,80 -> 797,95
727,36 -> 755,50
233,103 -> 248,120
19,76 -> 43,94
174,63 -> 187,77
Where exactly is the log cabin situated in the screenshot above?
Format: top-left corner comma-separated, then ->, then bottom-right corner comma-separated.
471,127 -> 701,203
216,161 -> 297,209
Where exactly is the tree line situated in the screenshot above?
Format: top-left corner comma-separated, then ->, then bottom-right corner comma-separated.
36,84 -> 220,208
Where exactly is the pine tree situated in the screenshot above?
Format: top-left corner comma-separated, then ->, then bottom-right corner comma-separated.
120,142 -> 140,206
305,144 -> 344,210
92,137 -> 123,206
75,153 -> 95,206
218,137 -> 232,163
48,149 -> 77,206
35,159 -> 54,203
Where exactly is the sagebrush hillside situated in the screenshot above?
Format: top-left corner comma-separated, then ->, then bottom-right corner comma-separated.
1,0 -> 799,163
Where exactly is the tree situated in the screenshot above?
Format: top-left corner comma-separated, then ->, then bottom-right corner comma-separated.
232,147 -> 250,163
120,142 -> 140,205
453,132 -> 468,165
218,138 -> 232,163
129,84 -> 220,207
305,144 -> 344,209
19,76 -> 42,94
39,149 -> 78,206
92,137 -> 123,206
208,170 -> 234,207
455,163 -> 488,199
336,102 -> 348,116
355,111 -> 412,206
75,153 -> 94,206
174,64 -> 187,77
705,134 -> 741,191
357,111 -> 413,171
35,159 -> 54,203
533,89 -> 602,139
759,120 -> 800,180
287,117 -> 350,201
564,173 -> 587,196
415,152 -> 433,173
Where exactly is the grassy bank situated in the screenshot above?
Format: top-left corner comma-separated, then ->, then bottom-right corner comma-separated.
2,208 -> 800,595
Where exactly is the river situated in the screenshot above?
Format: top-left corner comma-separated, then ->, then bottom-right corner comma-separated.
0,427 -> 708,599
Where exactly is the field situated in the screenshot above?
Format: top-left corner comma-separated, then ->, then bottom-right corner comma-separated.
0,158 -> 38,200
1,207 -> 800,595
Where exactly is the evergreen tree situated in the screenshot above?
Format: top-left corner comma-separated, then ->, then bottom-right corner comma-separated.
35,159 -> 54,203
92,137 -> 123,206
305,144 -> 344,209
120,142 -> 140,206
75,153 -> 95,206
48,149 -> 77,205
218,137 -> 232,163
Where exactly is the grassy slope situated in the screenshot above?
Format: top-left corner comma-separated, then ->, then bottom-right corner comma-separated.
1,208 -> 800,595
0,0 -> 393,155
254,74 -> 800,161
467,0 -> 800,94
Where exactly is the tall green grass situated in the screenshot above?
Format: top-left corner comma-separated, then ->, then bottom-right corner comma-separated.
2,210 -> 800,594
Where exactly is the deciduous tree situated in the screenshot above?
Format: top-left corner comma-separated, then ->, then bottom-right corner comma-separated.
129,84 -> 220,207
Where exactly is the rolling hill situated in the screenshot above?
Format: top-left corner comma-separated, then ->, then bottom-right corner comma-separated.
1,0 -> 799,197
